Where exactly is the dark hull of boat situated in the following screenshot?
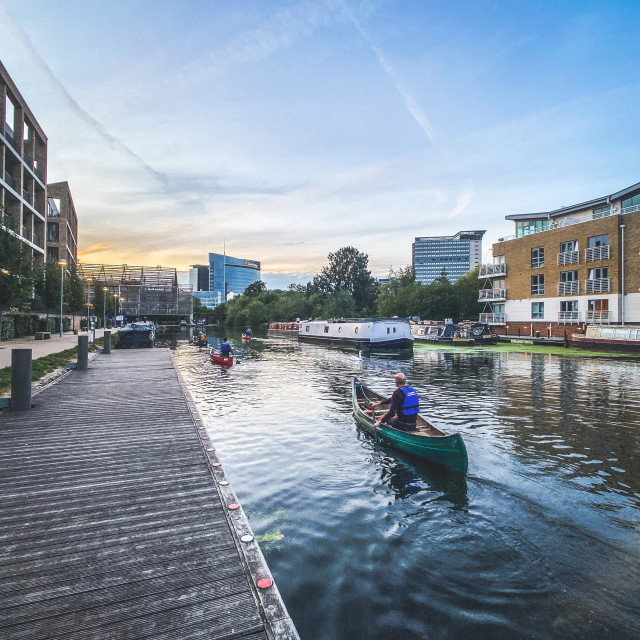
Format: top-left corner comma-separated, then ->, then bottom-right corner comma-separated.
299,335 -> 413,351
116,330 -> 154,349
352,377 -> 468,474
568,335 -> 640,352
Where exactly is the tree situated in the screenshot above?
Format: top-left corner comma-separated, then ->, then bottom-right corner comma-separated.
193,296 -> 204,312
0,223 -> 37,312
244,280 -> 267,298
312,246 -> 377,315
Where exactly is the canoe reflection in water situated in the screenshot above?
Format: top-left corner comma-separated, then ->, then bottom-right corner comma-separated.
370,447 -> 468,507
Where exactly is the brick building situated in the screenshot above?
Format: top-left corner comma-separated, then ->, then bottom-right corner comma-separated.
479,182 -> 640,337
46,181 -> 78,265
1,60 -> 48,264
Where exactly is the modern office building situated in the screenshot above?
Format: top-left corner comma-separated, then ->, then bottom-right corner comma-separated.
1,60 -> 48,265
192,253 -> 261,308
46,181 -> 78,265
412,230 -> 485,284
189,264 -> 209,292
478,181 -> 640,336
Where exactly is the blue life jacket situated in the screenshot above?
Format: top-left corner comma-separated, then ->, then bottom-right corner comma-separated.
220,341 -> 230,354
400,386 -> 420,416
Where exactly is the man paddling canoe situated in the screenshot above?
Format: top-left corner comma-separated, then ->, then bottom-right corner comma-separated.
371,373 -> 420,432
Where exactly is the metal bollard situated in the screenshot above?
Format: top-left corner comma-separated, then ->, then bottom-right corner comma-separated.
103,330 -> 111,354
11,349 -> 32,411
77,335 -> 89,370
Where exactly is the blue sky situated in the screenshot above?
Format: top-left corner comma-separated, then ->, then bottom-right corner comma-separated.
1,0 -> 639,288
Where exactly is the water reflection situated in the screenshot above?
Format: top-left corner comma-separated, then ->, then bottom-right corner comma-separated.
173,330 -> 640,640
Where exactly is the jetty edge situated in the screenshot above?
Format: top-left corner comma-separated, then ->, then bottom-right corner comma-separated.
0,348 -> 299,640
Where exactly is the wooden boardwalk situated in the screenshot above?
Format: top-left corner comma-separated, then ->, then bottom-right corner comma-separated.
0,349 -> 298,640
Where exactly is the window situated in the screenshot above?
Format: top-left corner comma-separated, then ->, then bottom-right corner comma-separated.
593,206 -> 611,219
561,301 -> 578,312
4,96 -> 14,136
531,274 -> 544,296
47,222 -> 59,243
47,246 -> 59,261
560,240 -> 577,252
560,270 -> 578,282
588,267 -> 608,280
23,122 -> 29,141
588,235 -> 608,248
532,302 -> 544,319
588,299 -> 608,312
621,193 -> 640,211
324,326 -> 329,333
516,219 -> 549,238
531,247 -> 544,268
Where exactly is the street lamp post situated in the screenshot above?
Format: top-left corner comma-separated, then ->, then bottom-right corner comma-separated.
113,293 -> 119,326
57,259 -> 67,337
86,278 -> 92,339
102,287 -> 108,330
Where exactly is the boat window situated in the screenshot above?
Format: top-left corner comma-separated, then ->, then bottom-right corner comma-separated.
600,328 -> 615,338
306,326 -> 309,332
387,327 -> 390,334
355,327 -> 359,334
393,327 -> 396,333
615,329 -> 629,339
324,326 -> 329,333
338,327 -> 341,332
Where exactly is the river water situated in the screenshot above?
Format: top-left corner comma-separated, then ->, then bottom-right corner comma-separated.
173,330 -> 640,639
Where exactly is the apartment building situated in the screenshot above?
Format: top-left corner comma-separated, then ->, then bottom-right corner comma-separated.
413,230 -> 485,284
1,60 -> 48,264
46,181 -> 78,265
479,182 -> 640,336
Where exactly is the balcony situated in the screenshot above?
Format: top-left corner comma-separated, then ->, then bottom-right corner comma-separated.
587,311 -> 611,324
558,250 -> 579,265
478,288 -> 506,302
479,312 -> 506,325
479,263 -> 507,278
586,278 -> 610,293
32,232 -> 42,248
558,311 -> 580,323
3,170 -> 16,190
585,245 -> 610,261
22,226 -> 30,239
558,281 -> 579,295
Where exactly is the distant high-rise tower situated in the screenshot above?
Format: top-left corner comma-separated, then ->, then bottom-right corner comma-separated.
412,230 -> 485,284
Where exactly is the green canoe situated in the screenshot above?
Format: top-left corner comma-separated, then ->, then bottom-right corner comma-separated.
352,376 -> 468,474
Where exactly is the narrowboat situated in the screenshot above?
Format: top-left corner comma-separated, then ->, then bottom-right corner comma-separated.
298,318 -> 413,351
115,321 -> 155,349
267,321 -> 300,338
411,319 -> 473,345
352,377 -> 468,474
569,325 -> 640,351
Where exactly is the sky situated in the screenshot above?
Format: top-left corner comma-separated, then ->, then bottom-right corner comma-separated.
1,0 -> 639,289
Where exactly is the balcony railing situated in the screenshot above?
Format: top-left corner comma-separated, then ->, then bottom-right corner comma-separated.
531,284 -> 544,296
558,250 -> 579,265
479,312 -> 506,324
586,278 -> 610,293
478,288 -> 506,301
22,189 -> 31,202
585,245 -> 610,261
3,170 -> 16,190
558,311 -> 580,323
558,281 -> 579,295
32,232 -> 42,248
478,263 -> 507,278
587,311 -> 611,324
22,226 -> 29,239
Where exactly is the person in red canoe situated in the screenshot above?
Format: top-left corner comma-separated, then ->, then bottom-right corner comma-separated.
371,373 -> 420,432
220,337 -> 233,358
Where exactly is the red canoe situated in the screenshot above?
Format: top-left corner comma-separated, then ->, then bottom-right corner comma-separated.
209,349 -> 233,367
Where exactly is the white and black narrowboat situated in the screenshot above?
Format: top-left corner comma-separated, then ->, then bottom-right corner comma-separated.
298,318 -> 413,350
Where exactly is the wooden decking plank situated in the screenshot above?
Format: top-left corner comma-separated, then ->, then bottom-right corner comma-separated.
0,349 -> 297,639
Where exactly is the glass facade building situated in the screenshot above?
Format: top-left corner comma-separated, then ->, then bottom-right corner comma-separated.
193,253 -> 261,308
412,230 -> 485,284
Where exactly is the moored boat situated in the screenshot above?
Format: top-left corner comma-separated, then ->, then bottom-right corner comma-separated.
267,321 -> 300,338
411,319 -> 496,345
299,318 -> 413,351
569,324 -> 640,351
209,348 -> 233,367
241,333 -> 252,342
352,377 -> 468,474
115,321 -> 155,349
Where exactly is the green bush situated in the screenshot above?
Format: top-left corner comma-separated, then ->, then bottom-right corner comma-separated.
0,315 -> 15,340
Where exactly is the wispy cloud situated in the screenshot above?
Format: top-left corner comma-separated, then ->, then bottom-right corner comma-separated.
339,1 -> 436,142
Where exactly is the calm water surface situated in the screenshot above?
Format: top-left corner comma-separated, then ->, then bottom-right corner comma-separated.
173,330 -> 640,639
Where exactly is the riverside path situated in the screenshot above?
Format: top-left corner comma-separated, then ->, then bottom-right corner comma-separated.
0,348 -> 298,639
